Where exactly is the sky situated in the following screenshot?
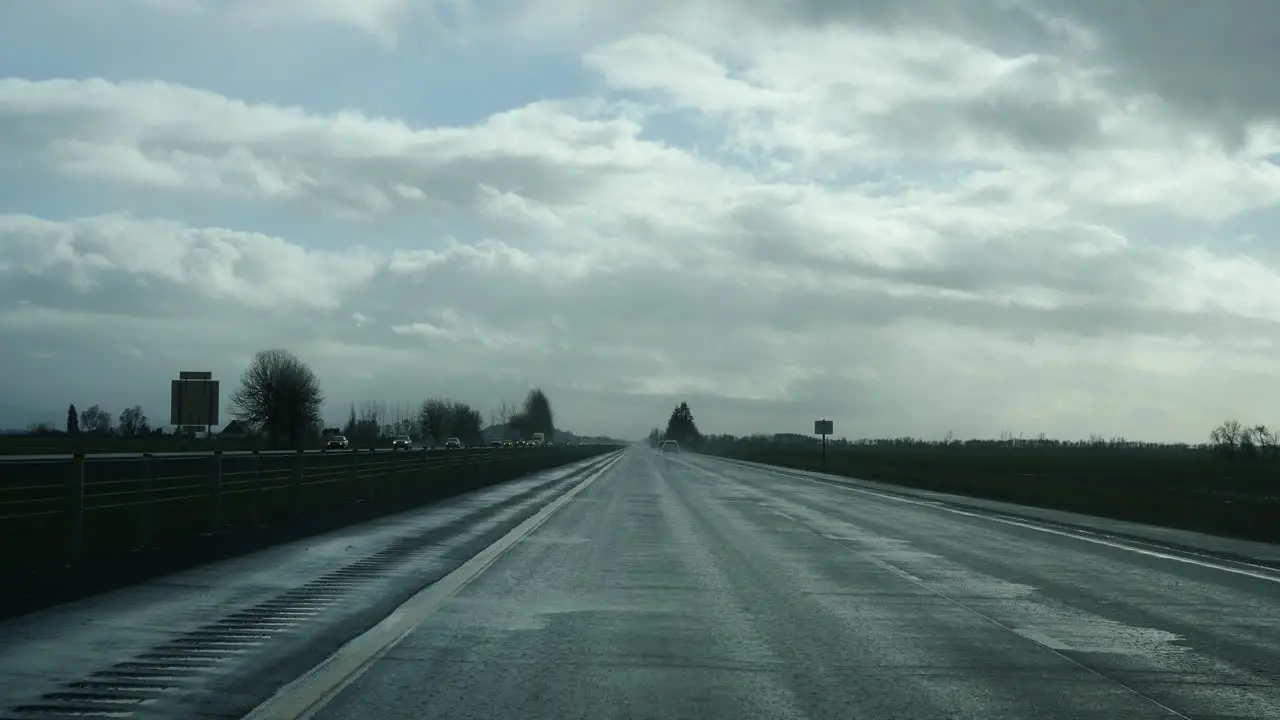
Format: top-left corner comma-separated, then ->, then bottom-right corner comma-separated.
2,0 -> 1280,442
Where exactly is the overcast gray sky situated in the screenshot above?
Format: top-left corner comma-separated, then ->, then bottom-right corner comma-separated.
2,0 -> 1279,442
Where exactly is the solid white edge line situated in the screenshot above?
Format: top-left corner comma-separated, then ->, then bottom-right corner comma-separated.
242,449 -> 626,720
698,455 -> 1280,585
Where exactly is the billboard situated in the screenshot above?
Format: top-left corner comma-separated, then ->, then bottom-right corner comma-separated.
814,419 -> 833,436
171,372 -> 220,427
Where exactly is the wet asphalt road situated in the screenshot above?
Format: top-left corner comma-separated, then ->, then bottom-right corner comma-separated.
310,449 -> 1280,720
0,453 -> 620,719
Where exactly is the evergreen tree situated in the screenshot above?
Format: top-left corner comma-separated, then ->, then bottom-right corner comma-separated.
664,402 -> 703,447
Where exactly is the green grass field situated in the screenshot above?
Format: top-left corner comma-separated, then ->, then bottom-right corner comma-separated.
699,440 -> 1280,544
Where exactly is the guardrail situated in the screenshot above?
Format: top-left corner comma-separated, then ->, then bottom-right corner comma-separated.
0,445 -> 613,571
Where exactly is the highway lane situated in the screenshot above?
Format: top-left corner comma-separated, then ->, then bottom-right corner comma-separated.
293,448 -> 1280,720
0,452 -> 622,719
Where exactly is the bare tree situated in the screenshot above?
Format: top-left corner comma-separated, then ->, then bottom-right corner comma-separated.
351,401 -> 383,443
229,349 -> 324,448
118,405 -> 150,437
79,405 -> 112,435
1252,424 -> 1277,458
515,388 -> 555,440
1210,419 -> 1243,459
418,397 -> 484,447
418,397 -> 451,446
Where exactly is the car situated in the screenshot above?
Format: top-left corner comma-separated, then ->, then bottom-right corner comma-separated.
503,440 -> 513,448
660,440 -> 680,454
489,440 -> 503,448
391,435 -> 412,450
444,437 -> 463,450
325,435 -> 350,451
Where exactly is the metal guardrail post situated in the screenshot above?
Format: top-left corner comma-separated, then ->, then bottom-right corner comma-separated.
209,450 -> 224,534
251,450 -> 262,526
357,449 -> 371,503
138,452 -> 154,548
66,453 -> 85,564
389,447 -> 399,500
293,449 -> 304,522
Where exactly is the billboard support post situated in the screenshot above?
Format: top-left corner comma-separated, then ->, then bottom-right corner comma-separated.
814,419 -> 833,472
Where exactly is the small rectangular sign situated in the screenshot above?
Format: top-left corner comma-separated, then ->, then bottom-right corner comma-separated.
814,419 -> 833,436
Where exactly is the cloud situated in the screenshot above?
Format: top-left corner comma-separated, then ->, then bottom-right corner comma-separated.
100,0 -> 451,45
2,0 -> 1280,441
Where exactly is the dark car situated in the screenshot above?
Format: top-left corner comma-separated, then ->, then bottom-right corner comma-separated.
489,440 -> 503,448
444,437 -> 463,450
391,435 -> 412,450
660,440 -> 680,454
325,435 -> 350,451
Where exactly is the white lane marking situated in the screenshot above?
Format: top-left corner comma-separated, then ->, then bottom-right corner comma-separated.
1014,629 -> 1073,651
706,457 -> 1280,585
242,450 -> 625,720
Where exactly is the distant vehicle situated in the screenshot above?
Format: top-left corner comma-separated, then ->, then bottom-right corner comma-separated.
489,440 -> 503,448
503,440 -> 513,448
391,435 -> 412,450
325,435 -> 350,451
660,440 -> 680,454
532,432 -> 545,445
444,437 -> 463,450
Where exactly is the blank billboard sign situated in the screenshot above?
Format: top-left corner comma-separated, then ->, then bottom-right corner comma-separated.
814,419 -> 833,436
171,376 -> 220,426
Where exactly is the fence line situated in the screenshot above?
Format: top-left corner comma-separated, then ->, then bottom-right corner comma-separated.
0,446 -> 610,568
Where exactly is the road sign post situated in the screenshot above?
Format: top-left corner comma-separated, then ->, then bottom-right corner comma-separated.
814,419 -> 833,472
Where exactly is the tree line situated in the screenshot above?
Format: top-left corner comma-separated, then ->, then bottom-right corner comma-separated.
23,348 -> 561,449
232,348 -> 557,448
647,402 -> 1276,462
26,403 -> 160,437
